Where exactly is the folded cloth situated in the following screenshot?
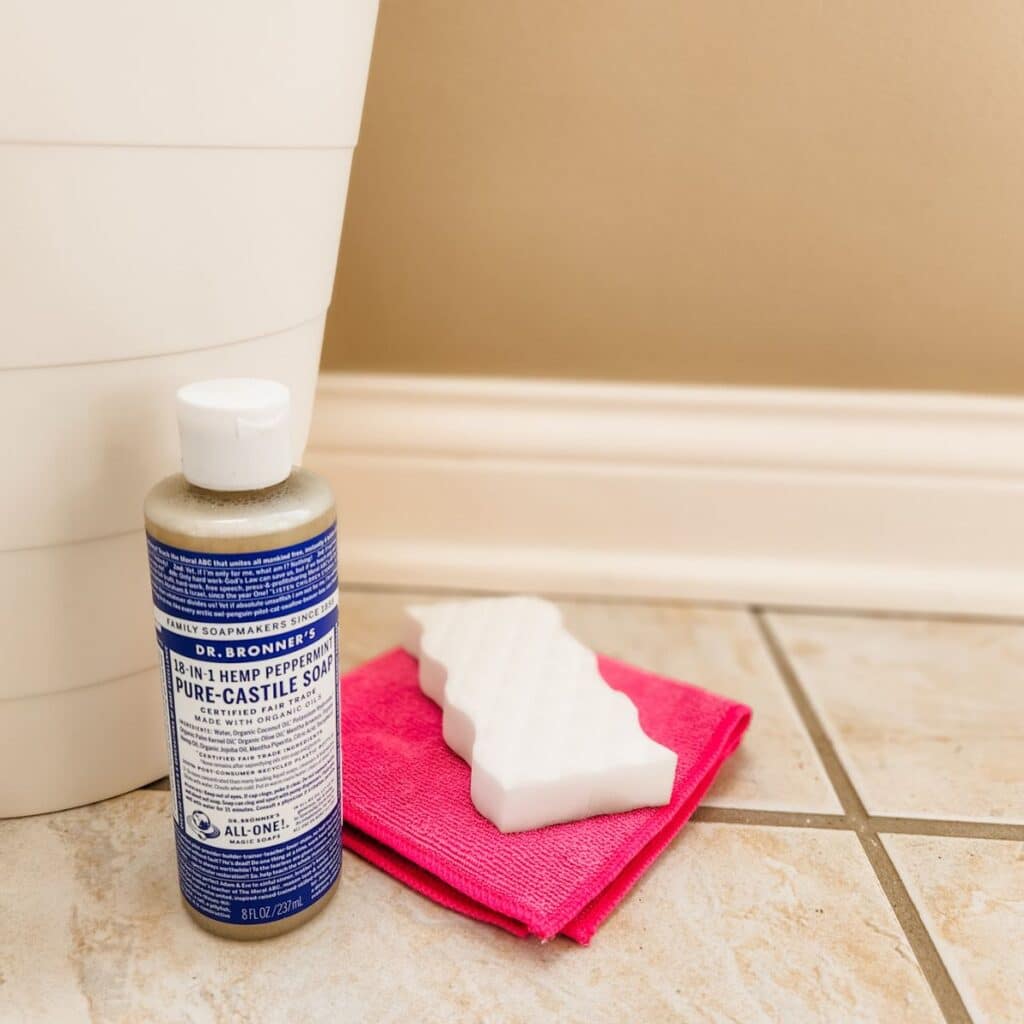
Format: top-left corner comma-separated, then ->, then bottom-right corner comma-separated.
341,649 -> 751,944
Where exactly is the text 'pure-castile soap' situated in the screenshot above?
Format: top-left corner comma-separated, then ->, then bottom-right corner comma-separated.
144,378 -> 341,939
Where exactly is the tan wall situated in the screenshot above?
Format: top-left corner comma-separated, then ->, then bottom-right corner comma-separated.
323,0 -> 1024,394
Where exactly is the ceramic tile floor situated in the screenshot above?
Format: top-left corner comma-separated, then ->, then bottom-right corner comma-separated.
2,590 -> 1022,1024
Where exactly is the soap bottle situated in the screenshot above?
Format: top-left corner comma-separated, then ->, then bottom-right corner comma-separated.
144,378 -> 341,939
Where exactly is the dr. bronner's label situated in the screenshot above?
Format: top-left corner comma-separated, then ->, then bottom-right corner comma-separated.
146,524 -> 340,926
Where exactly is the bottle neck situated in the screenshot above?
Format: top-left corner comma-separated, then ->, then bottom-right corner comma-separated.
183,470 -> 292,500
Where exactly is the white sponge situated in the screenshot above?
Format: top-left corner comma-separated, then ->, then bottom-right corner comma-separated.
402,595 -> 678,833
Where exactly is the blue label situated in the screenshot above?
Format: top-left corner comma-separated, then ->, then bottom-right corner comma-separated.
148,523 -> 341,927
148,527 -> 337,623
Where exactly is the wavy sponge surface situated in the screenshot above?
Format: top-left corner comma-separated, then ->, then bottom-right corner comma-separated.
402,595 -> 678,833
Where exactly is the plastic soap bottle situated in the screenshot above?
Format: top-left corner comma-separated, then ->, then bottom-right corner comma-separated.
144,378 -> 341,939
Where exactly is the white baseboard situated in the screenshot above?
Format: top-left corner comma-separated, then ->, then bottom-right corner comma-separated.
306,373 -> 1024,616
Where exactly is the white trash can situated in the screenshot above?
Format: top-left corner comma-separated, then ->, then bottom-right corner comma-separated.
0,0 -> 378,816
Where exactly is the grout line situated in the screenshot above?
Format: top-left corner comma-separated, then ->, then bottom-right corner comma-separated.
871,816 -> 1024,842
692,804 -> 1024,842
139,775 -> 1020,840
691,806 -> 850,829
762,603 -> 1024,628
754,611 -> 972,1024
752,612 -> 879,817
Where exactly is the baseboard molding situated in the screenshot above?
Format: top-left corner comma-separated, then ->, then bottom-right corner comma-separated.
306,373 -> 1024,616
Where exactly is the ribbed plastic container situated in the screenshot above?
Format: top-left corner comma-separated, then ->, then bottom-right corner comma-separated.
0,0 -> 378,817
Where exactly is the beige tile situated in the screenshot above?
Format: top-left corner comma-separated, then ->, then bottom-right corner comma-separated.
339,590 -> 839,813
769,613 -> 1024,823
338,587 -> 415,674
0,792 -> 941,1023
882,833 -> 1024,1024
0,810 -> 91,1022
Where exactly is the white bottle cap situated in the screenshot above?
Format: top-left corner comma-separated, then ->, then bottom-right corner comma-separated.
176,378 -> 293,491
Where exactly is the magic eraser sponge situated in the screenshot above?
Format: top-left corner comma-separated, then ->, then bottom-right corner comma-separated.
402,596 -> 678,833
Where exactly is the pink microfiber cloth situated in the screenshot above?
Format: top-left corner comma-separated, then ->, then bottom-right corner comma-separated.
341,649 -> 751,944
